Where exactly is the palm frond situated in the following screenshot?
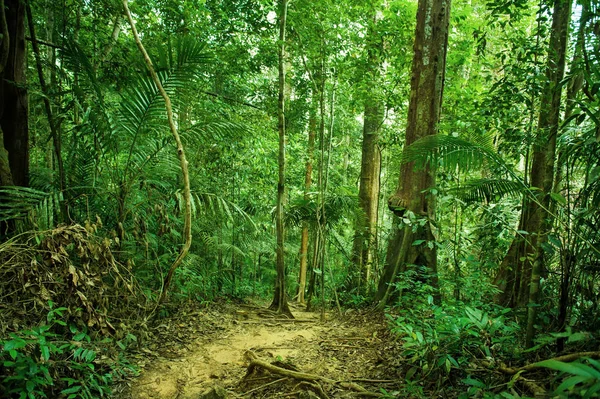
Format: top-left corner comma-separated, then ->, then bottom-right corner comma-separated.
449,178 -> 525,204
181,121 -> 249,146
175,192 -> 257,230
0,186 -> 62,229
402,134 -> 514,178
286,193 -> 357,227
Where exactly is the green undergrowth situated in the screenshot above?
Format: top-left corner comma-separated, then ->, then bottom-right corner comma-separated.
0,302 -> 138,399
384,272 -> 600,398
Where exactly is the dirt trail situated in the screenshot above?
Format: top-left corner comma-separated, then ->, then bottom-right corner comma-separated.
123,303 -> 394,398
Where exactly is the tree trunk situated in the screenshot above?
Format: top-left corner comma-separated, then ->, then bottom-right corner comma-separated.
525,0 -> 572,348
298,103 -> 316,305
0,0 -> 29,188
375,0 -> 451,309
350,10 -> 384,295
269,0 -> 292,317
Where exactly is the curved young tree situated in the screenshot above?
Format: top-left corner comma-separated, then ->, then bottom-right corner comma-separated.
375,0 -> 451,309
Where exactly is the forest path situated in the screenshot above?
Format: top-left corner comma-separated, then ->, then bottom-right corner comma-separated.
123,302 -> 393,398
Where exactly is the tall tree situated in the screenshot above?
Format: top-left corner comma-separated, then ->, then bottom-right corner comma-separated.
524,0 -> 572,347
375,0 -> 451,309
270,0 -> 292,317
0,0 -> 28,187
493,0 -> 572,313
297,101 -> 316,305
350,6 -> 384,295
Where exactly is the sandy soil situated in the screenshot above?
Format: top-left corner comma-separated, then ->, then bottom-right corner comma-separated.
120,302 -> 395,398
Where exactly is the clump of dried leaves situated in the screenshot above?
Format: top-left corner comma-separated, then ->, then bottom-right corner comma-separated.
0,222 -> 147,337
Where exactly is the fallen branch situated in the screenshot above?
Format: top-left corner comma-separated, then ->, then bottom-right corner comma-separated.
244,351 -> 378,395
491,351 -> 600,375
480,351 -> 600,398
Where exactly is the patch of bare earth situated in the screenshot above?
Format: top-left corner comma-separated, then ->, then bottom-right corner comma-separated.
119,302 -> 398,398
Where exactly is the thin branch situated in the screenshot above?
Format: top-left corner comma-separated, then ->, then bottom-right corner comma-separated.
25,36 -> 63,50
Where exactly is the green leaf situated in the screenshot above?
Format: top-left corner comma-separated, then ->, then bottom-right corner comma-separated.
41,345 -> 50,361
550,192 -> 567,205
412,239 -> 425,246
555,375 -> 588,393
462,378 -> 486,388
61,385 -> 82,394
73,332 -> 87,342
536,359 -> 600,379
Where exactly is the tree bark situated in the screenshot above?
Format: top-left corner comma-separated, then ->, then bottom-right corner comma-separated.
350,10 -> 384,295
375,0 -> 451,309
269,0 -> 292,317
0,0 -> 29,187
298,103 -> 316,305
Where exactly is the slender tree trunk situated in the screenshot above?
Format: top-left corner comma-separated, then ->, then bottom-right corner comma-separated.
123,0 -> 193,304
525,0 -> 572,348
269,0 -> 292,317
351,10 -> 384,295
0,0 -> 29,188
298,103 -> 316,304
375,0 -> 451,309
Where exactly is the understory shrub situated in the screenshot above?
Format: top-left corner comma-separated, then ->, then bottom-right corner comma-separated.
0,302 -> 137,399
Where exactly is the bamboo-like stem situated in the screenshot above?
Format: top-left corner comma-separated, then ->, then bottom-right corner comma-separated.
122,0 -> 192,304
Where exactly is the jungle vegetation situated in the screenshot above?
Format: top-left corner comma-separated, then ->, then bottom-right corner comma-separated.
1,0 -> 599,397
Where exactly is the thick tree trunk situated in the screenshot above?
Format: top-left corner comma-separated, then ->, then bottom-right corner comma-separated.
0,0 -> 29,187
298,105 -> 316,305
525,0 -> 572,348
350,12 -> 383,295
375,0 -> 451,309
269,0 -> 292,317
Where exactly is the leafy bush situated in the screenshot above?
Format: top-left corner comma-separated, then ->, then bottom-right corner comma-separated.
386,273 -> 521,386
536,358 -> 600,398
0,302 -> 137,399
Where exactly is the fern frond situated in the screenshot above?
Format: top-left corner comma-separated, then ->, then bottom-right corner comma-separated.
402,134 -> 511,176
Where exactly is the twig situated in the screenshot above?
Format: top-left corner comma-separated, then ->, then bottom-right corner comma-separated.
351,379 -> 396,384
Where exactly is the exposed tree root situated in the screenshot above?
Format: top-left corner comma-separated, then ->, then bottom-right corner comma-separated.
243,351 -> 380,397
